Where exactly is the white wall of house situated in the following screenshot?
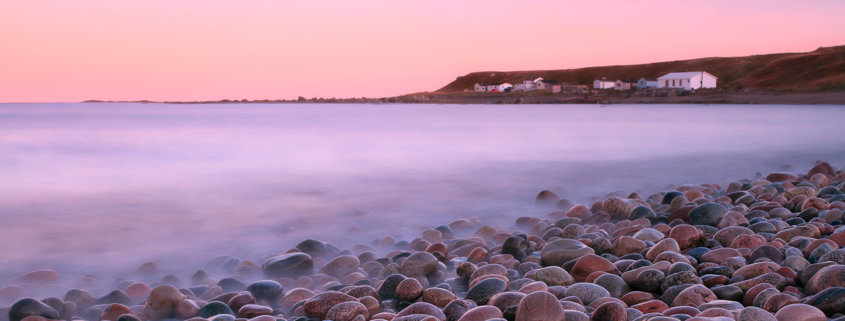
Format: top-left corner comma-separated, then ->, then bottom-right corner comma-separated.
515,80 -> 536,92
593,79 -> 615,89
614,80 -> 631,91
474,83 -> 486,92
658,72 -> 717,90
486,83 -> 512,92
497,83 -> 513,92
526,80 -> 537,90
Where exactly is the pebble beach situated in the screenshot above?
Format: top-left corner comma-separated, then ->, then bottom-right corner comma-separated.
4,161 -> 845,321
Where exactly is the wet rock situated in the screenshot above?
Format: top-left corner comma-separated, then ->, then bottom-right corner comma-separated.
733,272 -> 790,292
645,238 -> 681,261
751,245 -> 784,263
395,302 -> 446,321
263,253 -> 314,278
672,284 -> 716,307
632,269 -> 664,293
594,273 -> 629,298
324,301 -> 369,321
630,206 -> 656,220
96,290 -> 132,306
633,228 -> 665,243
806,264 -> 845,294
321,255 -> 361,279
689,203 -> 727,227
422,287 -> 455,308
216,278 -> 246,293
488,292 -> 525,312
773,303 -> 826,321
737,306 -> 777,321
700,248 -> 742,264
378,274 -> 407,300
227,292 -> 256,313
123,282 -> 151,302
197,301 -> 235,318
207,314 -> 237,321
13,270 -> 59,284
661,271 -> 700,292
515,291 -> 564,321
64,289 -> 97,308
142,285 -> 186,321
465,278 -> 507,305
296,239 -> 340,259
540,239 -> 594,266
536,190 -> 560,205
533,266 -> 574,286
99,303 -> 135,321
565,283 -> 610,305
590,301 -> 626,321
456,306 -> 503,321
235,304 -> 272,319
9,298 -> 60,321
734,262 -> 781,280
400,252 -> 439,278
116,313 -> 143,321
761,293 -> 798,312
611,236 -> 647,257
443,300 -> 477,321
303,291 -> 357,320
501,235 -> 531,261
396,278 -> 424,302
783,255 -> 810,272
766,172 -> 799,182
802,286 -> 845,316
245,280 -> 284,305
711,285 -> 742,301
630,299 -> 668,314
570,254 -> 618,282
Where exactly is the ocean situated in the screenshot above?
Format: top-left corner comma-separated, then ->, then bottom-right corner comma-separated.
1,102 -> 844,289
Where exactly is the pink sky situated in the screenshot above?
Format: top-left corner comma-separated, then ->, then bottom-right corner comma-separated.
1,0 -> 844,102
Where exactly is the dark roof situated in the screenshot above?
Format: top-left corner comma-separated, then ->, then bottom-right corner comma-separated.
541,80 -> 559,84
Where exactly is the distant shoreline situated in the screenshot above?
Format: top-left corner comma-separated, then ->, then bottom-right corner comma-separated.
82,90 -> 845,105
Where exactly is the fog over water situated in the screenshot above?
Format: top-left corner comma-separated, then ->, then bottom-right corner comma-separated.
1,103 -> 844,292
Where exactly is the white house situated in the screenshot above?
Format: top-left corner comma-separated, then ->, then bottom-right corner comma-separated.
637,78 -> 659,89
593,78 -> 616,89
657,71 -> 717,90
486,83 -> 513,93
536,79 -> 561,93
513,79 -> 537,92
474,83 -> 486,92
614,80 -> 632,91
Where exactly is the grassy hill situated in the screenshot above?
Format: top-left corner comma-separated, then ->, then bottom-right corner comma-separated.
436,45 -> 845,92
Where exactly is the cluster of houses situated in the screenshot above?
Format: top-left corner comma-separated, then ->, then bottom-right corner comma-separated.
473,77 -> 588,94
473,71 -> 717,93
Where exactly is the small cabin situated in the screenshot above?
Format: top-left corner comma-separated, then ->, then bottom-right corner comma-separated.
614,80 -> 632,91
593,78 -> 616,89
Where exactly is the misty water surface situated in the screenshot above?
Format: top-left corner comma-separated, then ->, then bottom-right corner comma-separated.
1,103 -> 844,287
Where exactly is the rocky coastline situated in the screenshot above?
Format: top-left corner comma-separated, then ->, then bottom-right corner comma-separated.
4,162 -> 845,321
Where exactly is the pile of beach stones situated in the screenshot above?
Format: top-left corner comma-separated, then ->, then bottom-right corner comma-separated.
4,161 -> 845,321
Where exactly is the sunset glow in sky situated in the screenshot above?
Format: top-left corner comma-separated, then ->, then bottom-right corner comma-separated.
2,0 -> 844,102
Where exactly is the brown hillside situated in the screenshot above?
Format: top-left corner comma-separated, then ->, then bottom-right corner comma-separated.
436,45 -> 845,92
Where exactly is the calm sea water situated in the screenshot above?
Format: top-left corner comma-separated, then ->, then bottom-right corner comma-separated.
1,103 -> 844,286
